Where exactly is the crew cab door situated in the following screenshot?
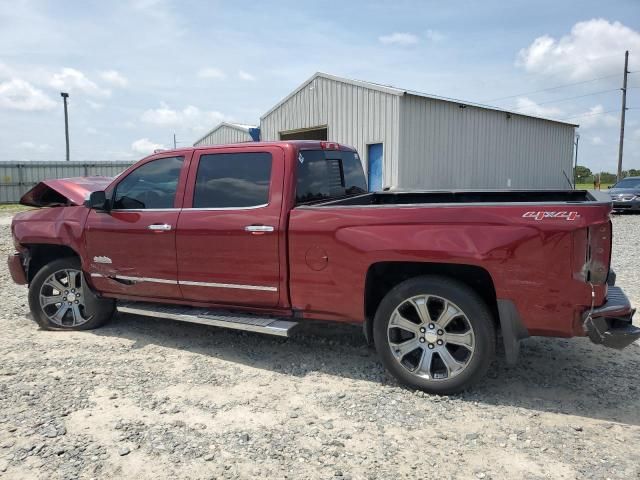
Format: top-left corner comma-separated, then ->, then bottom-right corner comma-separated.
176,146 -> 284,306
84,154 -> 190,299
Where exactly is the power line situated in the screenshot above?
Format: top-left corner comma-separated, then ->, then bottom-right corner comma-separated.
504,88 -> 619,112
563,109 -> 619,121
485,73 -> 621,103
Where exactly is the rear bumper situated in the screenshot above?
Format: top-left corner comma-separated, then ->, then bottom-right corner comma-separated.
7,253 -> 27,285
584,286 -> 639,349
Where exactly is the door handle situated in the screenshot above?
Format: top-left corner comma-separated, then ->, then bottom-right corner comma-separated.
244,225 -> 275,233
148,224 -> 172,231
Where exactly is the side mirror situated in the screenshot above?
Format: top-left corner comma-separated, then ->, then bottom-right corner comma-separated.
86,191 -> 109,211
608,185 -> 612,189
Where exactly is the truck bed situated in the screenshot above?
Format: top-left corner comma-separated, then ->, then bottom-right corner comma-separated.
312,190 -> 605,207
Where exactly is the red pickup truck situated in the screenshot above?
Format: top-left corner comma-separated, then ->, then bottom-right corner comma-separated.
8,141 -> 639,394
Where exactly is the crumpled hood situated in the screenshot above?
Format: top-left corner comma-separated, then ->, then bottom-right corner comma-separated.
20,176 -> 113,207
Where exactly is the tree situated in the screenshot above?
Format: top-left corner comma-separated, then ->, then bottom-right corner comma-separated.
599,172 -> 617,184
574,165 -> 592,180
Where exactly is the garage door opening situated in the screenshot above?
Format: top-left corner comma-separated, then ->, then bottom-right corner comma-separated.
279,127 -> 328,141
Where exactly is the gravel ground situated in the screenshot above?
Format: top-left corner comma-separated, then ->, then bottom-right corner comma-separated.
0,212 -> 639,480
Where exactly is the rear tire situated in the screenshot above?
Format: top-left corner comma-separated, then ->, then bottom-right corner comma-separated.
28,257 -> 115,331
373,275 -> 495,395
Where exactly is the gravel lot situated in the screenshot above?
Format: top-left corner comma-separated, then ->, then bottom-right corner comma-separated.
0,211 -> 639,479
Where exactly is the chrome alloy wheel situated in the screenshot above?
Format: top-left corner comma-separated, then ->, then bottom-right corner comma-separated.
39,268 -> 91,327
387,294 -> 476,381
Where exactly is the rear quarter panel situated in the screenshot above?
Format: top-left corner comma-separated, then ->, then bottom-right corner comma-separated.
288,203 -> 612,337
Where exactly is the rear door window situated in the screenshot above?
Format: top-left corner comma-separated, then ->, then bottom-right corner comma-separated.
193,152 -> 272,208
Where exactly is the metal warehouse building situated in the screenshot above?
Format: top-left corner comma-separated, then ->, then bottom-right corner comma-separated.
194,122 -> 259,146
260,72 -> 577,190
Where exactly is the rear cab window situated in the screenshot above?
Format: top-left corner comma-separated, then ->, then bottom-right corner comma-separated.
295,149 -> 367,204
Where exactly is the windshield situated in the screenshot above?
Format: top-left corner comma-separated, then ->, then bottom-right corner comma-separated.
613,178 -> 640,189
296,149 -> 367,204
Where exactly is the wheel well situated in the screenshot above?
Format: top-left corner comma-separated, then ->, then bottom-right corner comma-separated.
25,244 -> 79,282
364,262 -> 498,341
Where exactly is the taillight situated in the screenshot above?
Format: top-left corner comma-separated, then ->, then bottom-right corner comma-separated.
586,221 -> 612,284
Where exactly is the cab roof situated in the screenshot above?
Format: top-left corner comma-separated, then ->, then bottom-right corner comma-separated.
152,140 -> 356,156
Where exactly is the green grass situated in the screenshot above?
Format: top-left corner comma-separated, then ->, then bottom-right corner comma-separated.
576,183 -> 613,190
0,204 -> 32,213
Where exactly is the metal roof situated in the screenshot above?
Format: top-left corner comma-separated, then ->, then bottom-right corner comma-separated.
193,121 -> 257,146
261,72 -> 578,127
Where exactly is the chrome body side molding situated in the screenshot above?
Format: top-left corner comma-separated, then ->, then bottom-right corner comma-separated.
89,273 -> 276,291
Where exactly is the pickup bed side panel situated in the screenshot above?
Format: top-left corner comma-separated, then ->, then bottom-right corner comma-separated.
288,203 -> 611,337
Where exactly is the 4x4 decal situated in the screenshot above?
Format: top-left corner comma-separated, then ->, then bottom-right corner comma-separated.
522,211 -> 580,221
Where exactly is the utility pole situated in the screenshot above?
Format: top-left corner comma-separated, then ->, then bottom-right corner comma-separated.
60,92 -> 70,161
616,50 -> 629,181
173,133 -> 177,149
573,133 -> 580,189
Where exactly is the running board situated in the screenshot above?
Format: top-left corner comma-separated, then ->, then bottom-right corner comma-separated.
117,301 -> 298,337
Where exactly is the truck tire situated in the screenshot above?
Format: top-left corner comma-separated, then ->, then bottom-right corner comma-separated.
28,257 -> 115,331
373,275 -> 495,395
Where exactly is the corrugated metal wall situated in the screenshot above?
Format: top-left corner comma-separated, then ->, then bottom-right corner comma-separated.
194,125 -> 253,146
261,76 -> 401,186
399,95 -> 575,189
0,162 -> 133,203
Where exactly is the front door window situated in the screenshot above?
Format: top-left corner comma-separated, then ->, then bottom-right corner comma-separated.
113,156 -> 183,210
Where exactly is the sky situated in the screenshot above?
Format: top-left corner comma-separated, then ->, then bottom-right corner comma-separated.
1,0 -> 639,173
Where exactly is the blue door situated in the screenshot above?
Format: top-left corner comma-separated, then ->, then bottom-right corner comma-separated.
367,143 -> 383,191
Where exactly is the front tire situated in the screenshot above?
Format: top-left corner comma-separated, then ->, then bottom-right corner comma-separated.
28,257 -> 115,331
373,275 -> 495,395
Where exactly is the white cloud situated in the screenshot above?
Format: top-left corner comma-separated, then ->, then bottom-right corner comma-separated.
238,70 -> 255,81
425,29 -> 445,42
49,68 -> 111,97
0,78 -> 56,111
379,32 -> 419,46
140,103 -> 225,131
102,150 -> 137,161
590,136 -> 604,145
0,62 -> 14,79
131,138 -> 165,155
575,104 -> 619,128
517,19 -> 640,80
86,99 -> 104,110
100,70 -> 128,87
17,141 -> 52,152
85,127 -> 98,135
513,97 -> 564,118
132,0 -> 165,9
198,67 -> 226,79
